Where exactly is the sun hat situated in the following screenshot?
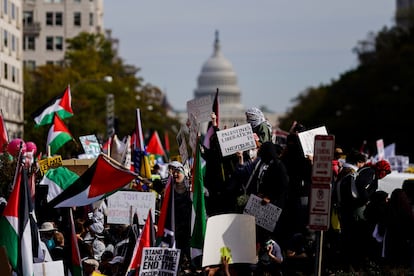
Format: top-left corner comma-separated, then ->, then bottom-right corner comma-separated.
83,258 -> 99,269
39,222 -> 57,232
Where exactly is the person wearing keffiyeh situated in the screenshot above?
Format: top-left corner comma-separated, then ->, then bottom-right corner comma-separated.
245,107 -> 272,144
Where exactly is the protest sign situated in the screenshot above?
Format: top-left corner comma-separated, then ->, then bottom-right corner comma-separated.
33,261 -> 64,275
107,191 -> 156,225
297,126 -> 328,157
139,247 -> 180,276
243,194 -> 282,232
188,113 -> 199,154
216,124 -> 256,157
202,214 -> 256,267
176,126 -> 189,164
187,95 -> 213,124
79,134 -> 100,158
39,155 -> 63,175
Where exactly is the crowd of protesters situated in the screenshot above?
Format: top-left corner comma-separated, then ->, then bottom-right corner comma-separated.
2,106 -> 414,275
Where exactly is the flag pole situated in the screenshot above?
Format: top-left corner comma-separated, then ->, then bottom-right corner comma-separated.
9,141 -> 24,193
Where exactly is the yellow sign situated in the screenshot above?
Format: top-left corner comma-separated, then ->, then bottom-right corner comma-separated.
39,156 -> 63,175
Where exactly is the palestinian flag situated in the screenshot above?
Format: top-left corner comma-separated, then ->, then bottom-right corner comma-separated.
48,154 -> 137,208
0,166 -> 34,275
69,208 -> 83,276
126,209 -> 155,276
32,85 -> 73,127
156,176 -> 175,248
146,131 -> 165,156
203,89 -> 219,149
212,88 -> 219,127
190,139 -> 207,260
39,166 -> 80,202
46,114 -> 73,155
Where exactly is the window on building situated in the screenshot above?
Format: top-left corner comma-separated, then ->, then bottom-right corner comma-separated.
11,66 -> 16,83
11,35 -> 15,51
4,0 -> 7,15
55,12 -> 62,25
57,60 -> 64,66
4,63 -> 8,80
46,60 -> 54,65
55,36 -> 63,50
46,36 -> 53,50
23,36 -> 36,50
46,12 -> 53,25
23,11 -> 34,25
11,2 -> 15,19
3,30 -> 8,48
74,12 -> 81,26
74,0 -> 81,3
24,60 -> 36,70
89,12 -> 93,26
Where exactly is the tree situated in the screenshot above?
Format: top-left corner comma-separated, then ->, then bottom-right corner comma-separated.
279,22 -> 414,161
24,32 -> 181,158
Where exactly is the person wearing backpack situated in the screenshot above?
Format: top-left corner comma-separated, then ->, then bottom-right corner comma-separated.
332,150 -> 369,272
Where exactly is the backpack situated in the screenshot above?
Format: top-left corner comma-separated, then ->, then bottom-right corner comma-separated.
334,170 -> 359,207
331,171 -> 358,231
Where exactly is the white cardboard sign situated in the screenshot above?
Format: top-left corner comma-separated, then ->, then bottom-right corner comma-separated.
33,261 -> 64,276
139,247 -> 180,276
187,95 -> 213,124
202,214 -> 256,267
107,191 -> 156,225
297,126 -> 328,157
216,124 -> 256,157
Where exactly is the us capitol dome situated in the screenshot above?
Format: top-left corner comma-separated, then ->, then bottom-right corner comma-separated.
194,30 -> 246,130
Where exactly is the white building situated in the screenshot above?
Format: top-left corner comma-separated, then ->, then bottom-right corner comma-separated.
22,0 -> 104,68
194,30 -> 245,130
192,31 -> 280,133
0,0 -> 24,138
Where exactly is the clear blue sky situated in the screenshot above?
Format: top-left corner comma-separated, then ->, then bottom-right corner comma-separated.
104,1 -> 395,114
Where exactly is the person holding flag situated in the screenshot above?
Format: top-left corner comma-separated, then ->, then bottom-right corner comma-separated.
156,162 -> 193,273
201,112 -> 239,216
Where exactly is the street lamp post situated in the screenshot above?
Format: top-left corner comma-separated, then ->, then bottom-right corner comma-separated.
106,94 -> 115,138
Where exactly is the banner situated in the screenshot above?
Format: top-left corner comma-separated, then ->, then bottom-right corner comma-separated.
107,191 -> 156,225
139,247 -> 180,276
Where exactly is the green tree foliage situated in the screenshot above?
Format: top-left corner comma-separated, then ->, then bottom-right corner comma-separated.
24,32 -> 181,158
279,23 -> 414,160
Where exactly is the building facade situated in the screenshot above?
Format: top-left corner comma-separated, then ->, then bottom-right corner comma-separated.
0,0 -> 24,139
22,0 -> 104,68
192,31 -> 280,133
193,30 -> 246,131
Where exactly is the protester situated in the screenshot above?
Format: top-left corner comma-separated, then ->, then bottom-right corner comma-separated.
332,149 -> 370,272
382,188 -> 414,270
245,107 -> 272,144
254,239 -> 284,276
169,161 -> 193,272
201,112 -> 239,215
82,258 -> 100,276
279,129 -> 313,246
39,221 -> 58,254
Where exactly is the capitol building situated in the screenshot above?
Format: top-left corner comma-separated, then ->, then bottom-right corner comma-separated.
179,31 -> 280,134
